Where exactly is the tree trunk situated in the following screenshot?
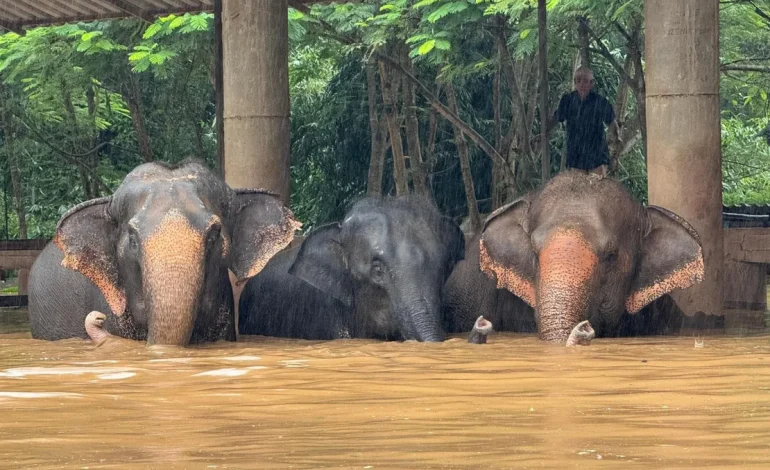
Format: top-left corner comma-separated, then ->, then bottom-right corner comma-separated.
446,84 -> 480,234
495,27 -> 532,156
366,59 -> 385,196
378,59 -> 408,196
538,0 -> 550,183
87,85 -> 101,198
630,31 -> 647,160
0,89 -> 26,239
422,83 -> 440,188
577,16 -> 591,69
492,59 -> 504,209
401,47 -> 427,195
123,72 -> 154,163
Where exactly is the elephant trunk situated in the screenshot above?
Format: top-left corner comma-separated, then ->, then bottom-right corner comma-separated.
143,212 -> 206,346
536,229 -> 598,343
411,307 -> 445,342
395,285 -> 445,342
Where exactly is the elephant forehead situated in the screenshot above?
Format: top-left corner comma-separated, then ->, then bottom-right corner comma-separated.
142,210 -> 207,263
539,229 -> 599,279
114,178 -> 226,219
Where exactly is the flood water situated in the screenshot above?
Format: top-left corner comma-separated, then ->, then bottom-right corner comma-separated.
1,309 -> 770,469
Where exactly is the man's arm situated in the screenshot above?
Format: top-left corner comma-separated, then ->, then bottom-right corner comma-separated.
535,95 -> 566,143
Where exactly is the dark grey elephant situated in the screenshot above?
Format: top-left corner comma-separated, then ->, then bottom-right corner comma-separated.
443,170 -> 704,342
28,160 -> 300,346
239,196 -> 465,342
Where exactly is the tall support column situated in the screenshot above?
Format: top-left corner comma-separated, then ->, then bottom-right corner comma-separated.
222,0 -> 291,204
645,0 -> 723,316
214,0 -> 224,177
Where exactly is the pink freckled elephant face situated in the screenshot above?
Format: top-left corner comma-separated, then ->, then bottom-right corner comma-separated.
479,170 -> 704,341
49,161 -> 299,346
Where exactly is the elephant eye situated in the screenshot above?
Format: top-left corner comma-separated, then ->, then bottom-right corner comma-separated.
206,224 -> 221,247
128,229 -> 139,253
370,258 -> 387,281
603,250 -> 618,262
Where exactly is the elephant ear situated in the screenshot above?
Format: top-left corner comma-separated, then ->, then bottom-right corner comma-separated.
288,222 -> 353,306
229,189 -> 302,285
478,197 -> 537,308
625,206 -> 705,314
439,216 -> 465,280
54,197 -> 126,316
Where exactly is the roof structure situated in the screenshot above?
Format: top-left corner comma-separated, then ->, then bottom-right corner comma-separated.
0,0 -> 321,33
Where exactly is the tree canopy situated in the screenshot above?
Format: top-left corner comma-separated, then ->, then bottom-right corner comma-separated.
0,0 -> 768,238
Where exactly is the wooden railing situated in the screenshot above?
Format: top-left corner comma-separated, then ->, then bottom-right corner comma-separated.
0,238 -> 49,307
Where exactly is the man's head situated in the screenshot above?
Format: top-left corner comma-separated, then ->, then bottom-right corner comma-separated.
573,66 -> 594,99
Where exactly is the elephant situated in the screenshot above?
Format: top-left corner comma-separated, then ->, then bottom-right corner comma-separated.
238,196 -> 465,342
443,170 -> 705,343
28,160 -> 300,346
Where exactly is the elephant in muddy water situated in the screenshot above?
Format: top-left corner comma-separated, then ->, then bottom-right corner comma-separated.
443,170 -> 705,343
238,196 -> 465,342
28,160 -> 300,346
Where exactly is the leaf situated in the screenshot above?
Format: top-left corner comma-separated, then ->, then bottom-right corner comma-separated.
520,29 -> 530,39
434,39 -> 451,50
414,0 -> 440,7
418,40 -> 436,55
427,1 -> 468,23
169,16 -> 185,30
80,31 -> 102,42
128,51 -> 150,62
611,0 -> 634,21
143,23 -> 163,39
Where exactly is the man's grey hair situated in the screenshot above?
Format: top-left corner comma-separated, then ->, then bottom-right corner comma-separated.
573,66 -> 594,81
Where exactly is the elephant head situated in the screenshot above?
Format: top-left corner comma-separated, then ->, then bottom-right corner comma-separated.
479,171 -> 704,342
54,160 -> 300,345
288,196 -> 465,342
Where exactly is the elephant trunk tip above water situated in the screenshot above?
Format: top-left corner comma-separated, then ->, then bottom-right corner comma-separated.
475,169 -> 705,343
28,159 -> 301,347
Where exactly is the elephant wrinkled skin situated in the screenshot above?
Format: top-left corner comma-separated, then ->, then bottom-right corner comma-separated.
443,170 -> 705,343
239,196 -> 465,342
28,160 -> 300,346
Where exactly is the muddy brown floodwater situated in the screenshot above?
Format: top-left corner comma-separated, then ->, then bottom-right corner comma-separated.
1,322 -> 770,469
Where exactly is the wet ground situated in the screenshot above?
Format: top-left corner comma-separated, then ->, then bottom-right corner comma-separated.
1,309 -> 769,469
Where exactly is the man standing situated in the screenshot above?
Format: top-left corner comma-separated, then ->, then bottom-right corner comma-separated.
544,66 -> 617,176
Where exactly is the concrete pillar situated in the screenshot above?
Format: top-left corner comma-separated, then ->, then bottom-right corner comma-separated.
18,268 -> 29,295
645,0 -> 723,316
222,0 -> 291,204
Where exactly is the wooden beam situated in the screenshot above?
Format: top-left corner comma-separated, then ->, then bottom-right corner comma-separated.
100,0 -> 154,22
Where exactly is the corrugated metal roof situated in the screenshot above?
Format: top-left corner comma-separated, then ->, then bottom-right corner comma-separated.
0,0 -> 214,32
0,0 -> 324,33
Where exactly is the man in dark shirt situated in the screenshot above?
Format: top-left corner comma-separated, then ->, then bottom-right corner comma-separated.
544,66 -> 617,175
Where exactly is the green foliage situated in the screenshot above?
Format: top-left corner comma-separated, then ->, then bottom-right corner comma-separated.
1,0 -> 770,242
722,117 -> 770,205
